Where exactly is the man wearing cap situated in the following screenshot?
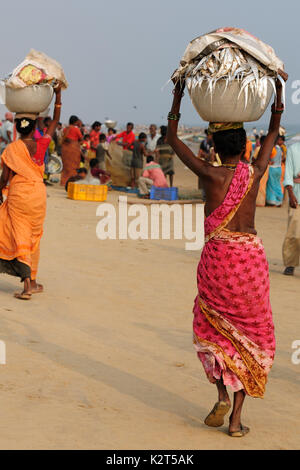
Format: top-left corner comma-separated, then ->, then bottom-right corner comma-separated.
0,112 -> 14,154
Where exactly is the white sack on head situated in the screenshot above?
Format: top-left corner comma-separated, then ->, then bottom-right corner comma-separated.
6,49 -> 68,89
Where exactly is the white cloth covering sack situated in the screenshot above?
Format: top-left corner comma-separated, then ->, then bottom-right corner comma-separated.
6,49 -> 68,89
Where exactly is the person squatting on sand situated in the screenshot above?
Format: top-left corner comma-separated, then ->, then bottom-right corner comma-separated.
167,70 -> 288,437
138,156 -> 168,198
0,86 -> 62,300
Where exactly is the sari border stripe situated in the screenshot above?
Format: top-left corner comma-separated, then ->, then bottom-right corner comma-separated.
197,296 -> 267,398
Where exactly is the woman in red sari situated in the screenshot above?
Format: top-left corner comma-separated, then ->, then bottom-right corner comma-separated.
60,115 -> 83,186
167,70 -> 288,437
89,121 -> 102,154
0,86 -> 62,299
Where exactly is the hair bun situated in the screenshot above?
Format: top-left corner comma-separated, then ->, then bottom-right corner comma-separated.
20,119 -> 30,128
15,117 -> 37,136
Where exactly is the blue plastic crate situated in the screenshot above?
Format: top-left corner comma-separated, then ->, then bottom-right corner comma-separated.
111,185 -> 139,194
150,186 -> 178,201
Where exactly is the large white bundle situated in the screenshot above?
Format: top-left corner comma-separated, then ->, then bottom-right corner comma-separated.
6,49 -> 68,89
5,84 -> 54,113
2,49 -> 68,114
172,28 -> 285,122
105,120 -> 118,129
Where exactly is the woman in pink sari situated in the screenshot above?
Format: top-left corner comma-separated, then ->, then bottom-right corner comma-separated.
167,70 -> 287,437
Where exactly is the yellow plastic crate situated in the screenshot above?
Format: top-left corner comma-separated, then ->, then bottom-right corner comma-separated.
68,182 -> 108,202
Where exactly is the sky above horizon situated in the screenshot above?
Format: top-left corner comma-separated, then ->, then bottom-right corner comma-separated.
1,0 -> 299,130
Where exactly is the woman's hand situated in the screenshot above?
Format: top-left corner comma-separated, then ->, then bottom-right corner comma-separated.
277,69 -> 288,83
275,69 -> 288,93
54,83 -> 62,94
172,78 -> 186,96
288,187 -> 298,208
172,71 -> 186,94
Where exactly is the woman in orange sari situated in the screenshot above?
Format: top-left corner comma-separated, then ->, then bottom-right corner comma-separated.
0,86 -> 62,300
60,115 -> 83,186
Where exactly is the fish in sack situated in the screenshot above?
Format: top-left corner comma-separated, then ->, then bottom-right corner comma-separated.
171,28 -> 285,122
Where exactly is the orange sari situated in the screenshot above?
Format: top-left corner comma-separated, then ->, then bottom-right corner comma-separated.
61,126 -> 83,186
0,140 -> 46,280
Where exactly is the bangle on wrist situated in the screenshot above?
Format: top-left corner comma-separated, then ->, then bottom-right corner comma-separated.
55,103 -> 62,108
168,112 -> 181,121
271,103 -> 284,114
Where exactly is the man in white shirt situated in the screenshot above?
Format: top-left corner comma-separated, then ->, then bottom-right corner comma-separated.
0,113 -> 14,154
282,142 -> 300,276
146,124 -> 159,156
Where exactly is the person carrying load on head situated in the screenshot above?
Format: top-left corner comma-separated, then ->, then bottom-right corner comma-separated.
0,86 -> 62,300
167,68 -> 288,438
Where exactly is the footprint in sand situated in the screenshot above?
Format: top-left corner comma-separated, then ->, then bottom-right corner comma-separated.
174,363 -> 185,368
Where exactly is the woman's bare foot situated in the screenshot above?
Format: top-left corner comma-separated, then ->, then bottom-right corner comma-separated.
216,378 -> 231,407
204,401 -> 231,427
228,390 -> 248,436
14,292 -> 32,300
30,280 -> 44,294
229,414 -> 250,437
14,277 -> 32,300
204,379 -> 231,427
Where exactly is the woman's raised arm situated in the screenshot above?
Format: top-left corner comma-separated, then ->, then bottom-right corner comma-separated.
254,70 -> 288,176
167,80 -> 208,177
47,85 -> 62,138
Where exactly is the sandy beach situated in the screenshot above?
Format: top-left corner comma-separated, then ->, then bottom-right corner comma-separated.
0,158 -> 299,450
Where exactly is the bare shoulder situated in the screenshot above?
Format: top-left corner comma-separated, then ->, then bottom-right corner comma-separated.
198,161 -> 227,180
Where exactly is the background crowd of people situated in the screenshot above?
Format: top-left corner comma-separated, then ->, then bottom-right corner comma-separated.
198,127 -> 288,208
1,109 -> 298,281
33,118 -> 177,197
0,113 -> 292,207
197,124 -> 300,278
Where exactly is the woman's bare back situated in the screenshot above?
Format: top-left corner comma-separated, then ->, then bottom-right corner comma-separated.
22,139 -> 37,157
202,163 -> 261,236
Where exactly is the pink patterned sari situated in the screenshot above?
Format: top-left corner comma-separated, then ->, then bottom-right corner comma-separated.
193,161 -> 275,398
